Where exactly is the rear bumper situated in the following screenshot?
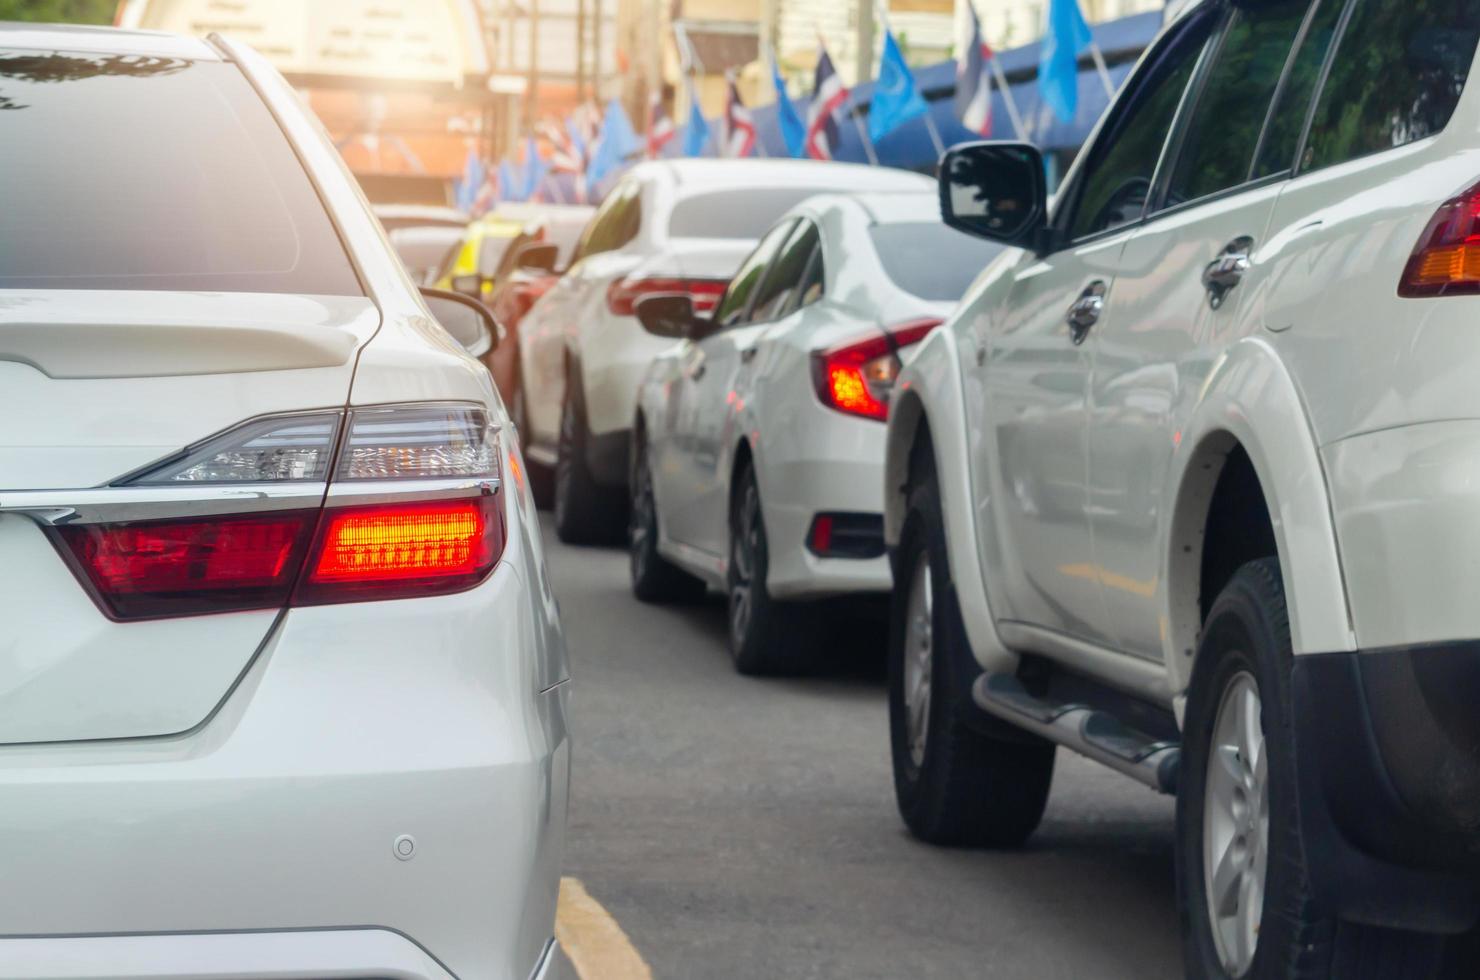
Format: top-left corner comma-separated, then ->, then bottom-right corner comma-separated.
0,554 -> 571,980
1292,646 -> 1480,932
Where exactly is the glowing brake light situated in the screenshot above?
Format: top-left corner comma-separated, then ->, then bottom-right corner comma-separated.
297,498 -> 502,603
607,276 -> 728,316
1401,181 -> 1480,297
810,318 -> 943,422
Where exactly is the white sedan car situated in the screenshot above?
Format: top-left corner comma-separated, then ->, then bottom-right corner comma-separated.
628,190 -> 1002,673
515,158 -> 932,544
0,25 -> 567,980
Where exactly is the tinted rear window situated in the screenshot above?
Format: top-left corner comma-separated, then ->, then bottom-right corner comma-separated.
669,187 -> 828,239
0,51 -> 361,294
1304,0 -> 1480,171
868,222 -> 1003,301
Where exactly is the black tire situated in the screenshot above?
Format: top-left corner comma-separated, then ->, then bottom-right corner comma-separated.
511,361 -> 553,509
553,365 -> 626,545
726,461 -> 817,675
629,427 -> 706,603
1178,558 -> 1447,980
888,453 -> 1055,847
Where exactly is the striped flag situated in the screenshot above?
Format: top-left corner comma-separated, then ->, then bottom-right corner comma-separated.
646,91 -> 676,159
722,72 -> 756,158
542,118 -> 582,175
805,44 -> 849,161
955,2 -> 994,136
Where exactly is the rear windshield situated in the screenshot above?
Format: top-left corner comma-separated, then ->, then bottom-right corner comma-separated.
868,222 -> 1003,301
0,51 -> 362,295
669,187 -> 828,239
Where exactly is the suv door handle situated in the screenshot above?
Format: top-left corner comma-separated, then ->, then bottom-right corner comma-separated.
1066,281 -> 1107,345
1202,236 -> 1254,309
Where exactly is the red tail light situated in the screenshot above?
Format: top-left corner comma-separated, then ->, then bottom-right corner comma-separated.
296,497 -> 503,604
53,511 -> 318,620
607,276 -> 728,316
810,318 -> 943,422
1401,180 -> 1480,297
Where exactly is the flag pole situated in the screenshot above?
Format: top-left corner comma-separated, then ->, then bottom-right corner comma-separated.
922,110 -> 946,157
1087,40 -> 1115,100
851,107 -> 880,165
988,57 -> 1028,141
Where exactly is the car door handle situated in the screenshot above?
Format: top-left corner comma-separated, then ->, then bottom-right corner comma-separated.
1202,236 -> 1254,309
740,346 -> 758,364
1066,281 -> 1107,345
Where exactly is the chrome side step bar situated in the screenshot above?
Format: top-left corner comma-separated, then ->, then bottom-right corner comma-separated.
972,673 -> 1181,794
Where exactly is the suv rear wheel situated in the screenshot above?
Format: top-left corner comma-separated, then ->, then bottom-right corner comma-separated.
1178,558 -> 1447,979
553,365 -> 625,545
888,453 -> 1055,846
629,428 -> 706,603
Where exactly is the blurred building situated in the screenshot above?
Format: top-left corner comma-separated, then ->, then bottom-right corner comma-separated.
116,0 -> 508,204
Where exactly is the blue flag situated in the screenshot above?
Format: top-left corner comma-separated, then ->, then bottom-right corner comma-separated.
683,86 -> 711,157
520,135 -> 548,200
498,159 -> 520,203
770,54 -> 805,158
869,28 -> 928,142
1040,0 -> 1093,122
588,98 -> 641,185
455,148 -> 484,213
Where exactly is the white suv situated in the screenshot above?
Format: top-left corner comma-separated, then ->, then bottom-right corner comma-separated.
884,0 -> 1480,975
514,158 -> 933,543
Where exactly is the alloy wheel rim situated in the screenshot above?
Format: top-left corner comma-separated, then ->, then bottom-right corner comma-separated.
902,553 -> 933,768
1203,670 -> 1269,977
729,483 -> 760,647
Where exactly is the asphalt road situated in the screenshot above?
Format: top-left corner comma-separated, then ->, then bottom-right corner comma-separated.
545,523 -> 1184,979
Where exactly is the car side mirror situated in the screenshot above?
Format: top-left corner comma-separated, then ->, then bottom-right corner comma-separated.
938,141 -> 1047,249
421,286 -> 499,358
450,273 -> 484,299
635,293 -> 702,340
515,242 -> 560,274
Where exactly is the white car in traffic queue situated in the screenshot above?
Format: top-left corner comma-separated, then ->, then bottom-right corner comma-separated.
884,0 -> 1480,975
513,157 -> 934,545
628,188 -> 1002,674
0,24 -> 568,980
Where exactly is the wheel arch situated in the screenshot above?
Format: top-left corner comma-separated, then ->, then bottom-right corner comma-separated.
1162,338 -> 1355,699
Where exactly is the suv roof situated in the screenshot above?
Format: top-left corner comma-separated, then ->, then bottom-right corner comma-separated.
0,21 -> 220,60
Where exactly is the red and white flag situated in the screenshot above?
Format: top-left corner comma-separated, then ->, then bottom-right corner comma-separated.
805,44 -> 849,161
722,72 -> 756,158
646,91 -> 676,159
954,2 -> 994,136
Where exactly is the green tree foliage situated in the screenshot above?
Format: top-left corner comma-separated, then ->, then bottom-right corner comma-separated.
0,0 -> 116,25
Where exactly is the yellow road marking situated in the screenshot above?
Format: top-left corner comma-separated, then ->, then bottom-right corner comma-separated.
556,876 -> 653,980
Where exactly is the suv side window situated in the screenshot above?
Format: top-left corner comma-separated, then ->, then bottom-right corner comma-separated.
1064,11 -> 1214,242
748,221 -> 821,323
1162,0 -> 1312,209
1303,0 -> 1480,172
711,220 -> 798,329
1252,0 -> 1345,178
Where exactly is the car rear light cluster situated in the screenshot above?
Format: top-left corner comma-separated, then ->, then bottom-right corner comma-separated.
810,318 -> 943,422
607,276 -> 728,317
51,405 -> 504,621
1401,180 -> 1480,297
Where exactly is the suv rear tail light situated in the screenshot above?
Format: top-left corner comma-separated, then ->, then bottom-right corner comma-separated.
52,405 -> 505,620
1401,181 -> 1480,297
54,511 -> 318,620
810,318 -> 943,422
607,276 -> 728,316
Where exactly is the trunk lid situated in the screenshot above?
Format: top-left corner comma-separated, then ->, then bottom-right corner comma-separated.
0,289 -> 378,744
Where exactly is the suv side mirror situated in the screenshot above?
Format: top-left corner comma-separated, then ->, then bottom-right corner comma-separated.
450,273 -> 484,299
421,286 -> 500,358
515,241 -> 560,274
635,293 -> 702,340
939,141 -> 1047,249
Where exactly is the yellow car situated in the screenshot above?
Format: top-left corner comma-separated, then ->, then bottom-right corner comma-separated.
433,215 -> 527,300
